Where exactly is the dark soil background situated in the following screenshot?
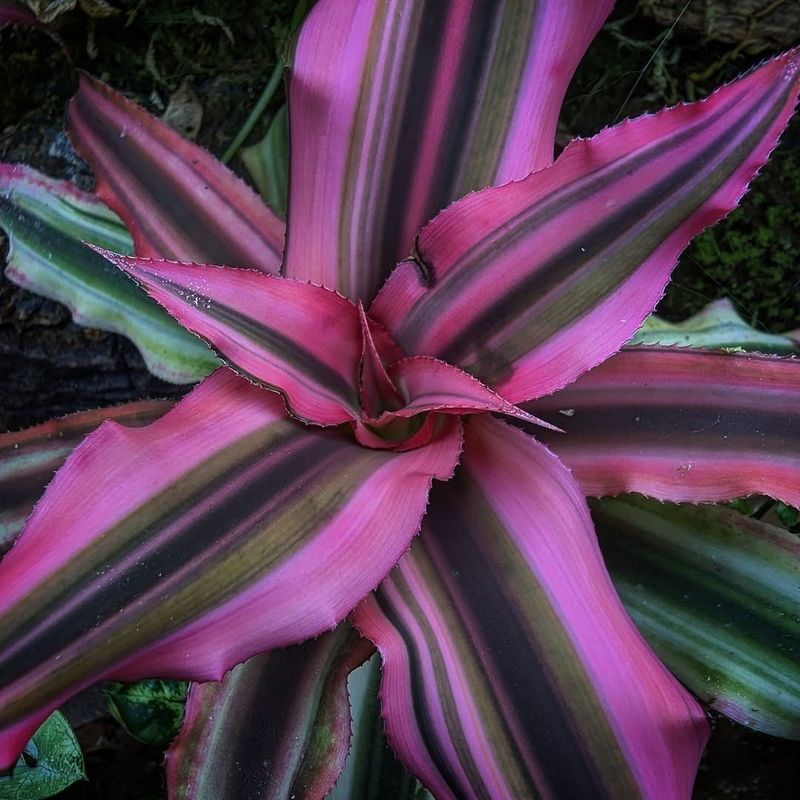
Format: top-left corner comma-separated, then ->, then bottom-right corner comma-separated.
2,0 -> 800,797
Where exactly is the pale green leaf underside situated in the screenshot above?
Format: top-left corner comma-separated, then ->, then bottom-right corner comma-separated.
631,298 -> 799,354
0,172 -> 218,383
595,495 -> 800,738
0,712 -> 85,800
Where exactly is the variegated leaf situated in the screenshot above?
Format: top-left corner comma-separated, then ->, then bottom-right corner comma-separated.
0,164 -> 219,383
67,76 -> 285,270
631,298 -> 800,354
100,254 -> 364,425
353,417 -> 708,800
0,399 -> 171,554
0,369 -> 462,768
283,0 -> 613,300
527,347 -> 800,506
594,495 -> 800,739
371,50 -> 800,403
167,625 -> 371,800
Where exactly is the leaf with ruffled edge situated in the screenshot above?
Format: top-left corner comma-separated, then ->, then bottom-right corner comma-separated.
594,494 -> 800,739
631,298 -> 800,354
283,0 -> 613,301
101,254 -> 364,425
352,416 -> 708,800
67,76 -> 284,270
0,399 -> 171,554
166,624 -> 372,800
0,368 -> 462,769
0,164 -> 218,383
526,347 -> 800,506
371,50 -> 800,403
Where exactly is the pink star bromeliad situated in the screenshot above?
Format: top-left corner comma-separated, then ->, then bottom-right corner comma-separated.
1,2 -> 800,798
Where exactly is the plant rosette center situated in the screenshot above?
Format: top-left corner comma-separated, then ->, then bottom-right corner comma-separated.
351,302 -> 550,451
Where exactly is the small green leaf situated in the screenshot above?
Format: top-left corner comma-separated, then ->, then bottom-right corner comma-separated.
776,502 -> 799,528
105,679 -> 189,746
631,297 -> 800,354
241,105 -> 289,217
0,712 -> 85,800
328,656 -> 433,800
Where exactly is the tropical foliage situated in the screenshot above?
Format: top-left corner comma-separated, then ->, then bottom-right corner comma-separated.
2,1 -> 800,798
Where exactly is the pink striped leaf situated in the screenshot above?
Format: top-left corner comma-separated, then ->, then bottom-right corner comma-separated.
356,304 -> 551,428
525,346 -> 800,506
166,625 -> 372,800
100,253 -> 364,425
357,303 -> 405,419
382,357 -> 556,429
352,416 -> 708,800
0,400 -> 172,555
67,76 -> 284,270
0,1 -> 38,27
0,368 -> 462,769
283,0 -> 613,301
0,1 -> 67,53
371,49 -> 800,403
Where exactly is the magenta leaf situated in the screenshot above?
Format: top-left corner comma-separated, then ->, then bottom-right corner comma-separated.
102,253 -> 365,425
526,346 -> 800,506
166,625 -> 372,800
67,76 -> 285,270
353,416 -> 708,799
0,400 -> 171,555
0,369 -> 462,768
380,356 -> 554,427
283,0 -> 612,301
371,49 -> 800,403
0,1 -> 39,27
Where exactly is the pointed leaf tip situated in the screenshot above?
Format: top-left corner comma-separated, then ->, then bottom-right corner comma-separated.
99,251 -> 364,425
0,369 -> 463,768
67,75 -> 284,270
372,46 -> 800,404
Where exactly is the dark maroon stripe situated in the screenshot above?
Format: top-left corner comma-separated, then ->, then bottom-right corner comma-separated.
421,472 -> 610,798
0,427 -> 347,687
149,274 -> 359,408
69,91 -> 279,267
377,0 -> 502,294
373,583 -> 475,800
438,94 -> 781,376
529,402 -> 800,455
221,628 -> 353,800
392,116 -> 720,353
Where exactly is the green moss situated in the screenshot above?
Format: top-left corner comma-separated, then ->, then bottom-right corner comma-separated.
659,126 -> 800,332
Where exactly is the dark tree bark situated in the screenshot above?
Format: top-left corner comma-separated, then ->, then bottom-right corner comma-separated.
641,0 -> 800,52
0,268 -> 187,431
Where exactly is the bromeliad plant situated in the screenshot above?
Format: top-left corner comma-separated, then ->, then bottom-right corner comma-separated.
2,1 -> 800,797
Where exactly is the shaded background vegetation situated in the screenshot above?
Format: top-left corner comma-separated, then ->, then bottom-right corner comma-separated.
1,0 -> 799,797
